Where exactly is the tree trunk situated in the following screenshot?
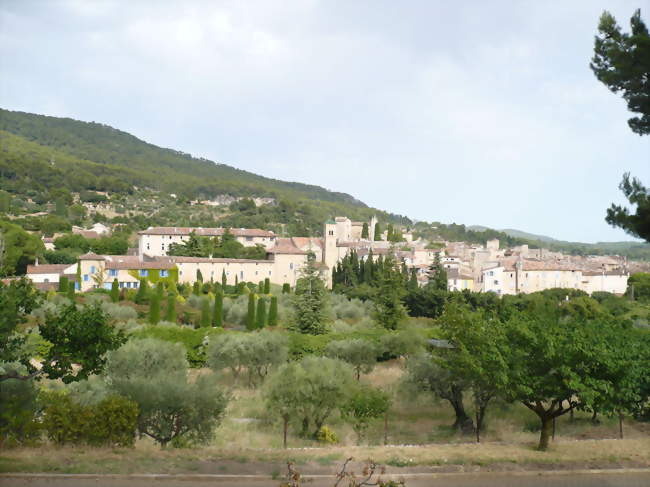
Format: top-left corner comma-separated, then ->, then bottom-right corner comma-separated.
538,416 -> 553,451
448,398 -> 474,434
591,410 -> 599,424
283,416 -> 288,449
569,408 -> 574,422
300,417 -> 310,438
619,412 -> 624,439
475,409 -> 480,443
384,411 -> 388,445
552,417 -> 556,441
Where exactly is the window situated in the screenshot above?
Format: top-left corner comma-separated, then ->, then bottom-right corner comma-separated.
119,282 -> 124,289
240,271 -> 243,279
488,271 -> 494,276
83,274 -> 89,282
139,270 -> 148,277
160,270 -> 169,277
44,278 -> 49,283
494,280 -> 499,285
146,243 -> 150,250
90,266 -> 96,274
246,236 -> 253,241
269,271 -> 272,276
109,269 -> 118,277
289,263 -> 294,270
255,271 -> 258,275
328,230 -> 334,236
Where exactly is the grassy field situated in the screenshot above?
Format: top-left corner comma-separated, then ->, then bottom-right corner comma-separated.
2,362 -> 649,475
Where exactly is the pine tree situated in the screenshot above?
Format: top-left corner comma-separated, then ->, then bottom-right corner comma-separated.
149,294 -> 160,324
58,276 -> 68,293
374,223 -> 382,241
213,291 -> 223,327
110,279 -> 119,302
268,296 -> 278,326
55,197 -> 68,218
361,222 -> 369,239
282,283 -> 291,294
256,297 -> 267,328
246,293 -> 256,330
201,298 -> 211,327
165,292 -> 176,323
135,279 -> 149,304
264,277 -> 270,294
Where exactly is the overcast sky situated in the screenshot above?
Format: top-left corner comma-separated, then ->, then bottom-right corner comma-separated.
1,1 -> 648,243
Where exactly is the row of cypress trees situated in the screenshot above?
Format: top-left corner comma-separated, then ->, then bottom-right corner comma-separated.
246,293 -> 278,330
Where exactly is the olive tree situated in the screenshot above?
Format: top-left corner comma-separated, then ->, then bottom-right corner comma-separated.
206,330 -> 288,387
341,385 -> 391,445
105,338 -> 228,447
324,339 -> 378,380
264,356 -> 354,440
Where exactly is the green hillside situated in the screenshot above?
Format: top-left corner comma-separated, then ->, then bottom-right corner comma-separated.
0,108 -> 411,236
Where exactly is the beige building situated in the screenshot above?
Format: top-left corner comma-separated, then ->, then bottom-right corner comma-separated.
138,226 -> 277,257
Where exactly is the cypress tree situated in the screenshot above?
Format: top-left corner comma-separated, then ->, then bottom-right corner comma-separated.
156,281 -> 164,299
58,276 -> 68,293
213,291 -> 223,327
67,281 -> 75,301
246,293 -> 256,330
363,254 -> 373,283
282,283 -> 290,294
256,297 -> 266,328
55,197 -> 68,217
165,292 -> 177,323
76,261 -> 81,291
135,279 -> 149,304
408,268 -> 418,290
201,298 -> 211,327
110,279 -> 119,302
197,269 -> 203,282
259,280 -> 264,292
374,223 -> 382,241
264,277 -> 270,294
268,296 -> 278,326
192,281 -> 201,295
235,274 -> 239,286
361,222 -> 369,239
221,269 -> 227,287
149,294 -> 160,324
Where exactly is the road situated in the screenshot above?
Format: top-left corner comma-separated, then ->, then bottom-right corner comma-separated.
2,471 -> 650,487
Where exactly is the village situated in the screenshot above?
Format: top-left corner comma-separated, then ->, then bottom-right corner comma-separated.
26,216 -> 634,296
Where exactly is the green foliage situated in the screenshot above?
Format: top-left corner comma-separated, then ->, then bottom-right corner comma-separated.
38,303 -> 126,383
110,279 -> 119,303
106,339 -> 228,447
264,356 -> 354,438
0,219 -> 44,276
246,293 -> 256,330
213,291 -> 223,327
131,325 -> 224,367
256,297 -> 267,328
341,386 -> 391,444
40,390 -> 138,447
315,425 -> 339,444
206,330 -> 288,387
149,293 -> 160,324
372,256 -> 407,330
264,277 -> 270,294
268,296 -> 278,326
606,174 -> 650,242
134,279 -> 148,304
0,366 -> 41,446
165,292 -> 177,323
282,283 -> 291,294
591,9 -> 650,135
628,272 -> 650,301
292,255 -> 329,334
200,297 -> 211,327
361,222 -> 369,239
325,339 -> 378,380
374,222 -> 382,241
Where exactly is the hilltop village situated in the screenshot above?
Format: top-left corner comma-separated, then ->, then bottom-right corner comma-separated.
26,216 -> 634,295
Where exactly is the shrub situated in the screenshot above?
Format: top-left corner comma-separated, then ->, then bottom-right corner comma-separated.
316,425 -> 338,444
287,332 -> 331,360
40,389 -> 138,447
0,364 -> 41,446
101,302 -> 138,321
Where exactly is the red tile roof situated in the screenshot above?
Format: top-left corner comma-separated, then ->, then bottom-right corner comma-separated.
26,264 -> 70,274
267,238 -> 309,255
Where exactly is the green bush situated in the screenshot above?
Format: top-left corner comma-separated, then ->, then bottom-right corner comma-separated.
41,390 -> 138,447
131,324 -> 225,367
316,425 -> 339,444
0,366 -> 41,446
287,332 -> 331,359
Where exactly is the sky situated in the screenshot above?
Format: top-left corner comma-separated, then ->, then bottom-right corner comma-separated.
0,0 -> 648,243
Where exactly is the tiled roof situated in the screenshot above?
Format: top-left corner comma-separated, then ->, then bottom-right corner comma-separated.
138,226 -> 275,237
26,264 -> 70,274
78,253 -> 105,260
73,229 -> 100,239
290,237 -> 323,250
104,255 -> 175,270
267,238 -> 309,255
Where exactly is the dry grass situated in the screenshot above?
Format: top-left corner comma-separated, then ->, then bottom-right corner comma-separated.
3,361 -> 649,474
